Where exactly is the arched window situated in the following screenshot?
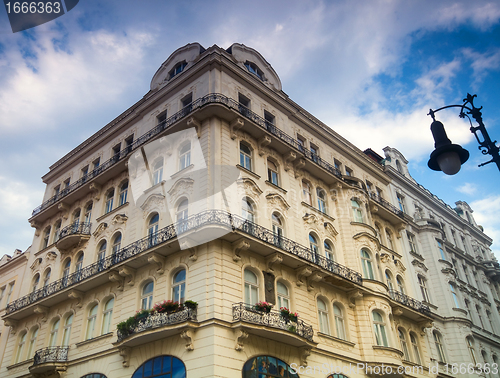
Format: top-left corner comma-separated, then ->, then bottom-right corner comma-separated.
49,319 -> 60,346
352,200 -> 363,223
418,275 -> 430,303
272,213 -> 283,247
172,270 -> 186,303
148,213 -> 159,247
62,314 -> 73,346
385,270 -> 394,291
179,142 -> 191,170
105,189 -> 114,214
26,327 -> 38,359
244,269 -> 258,305
43,269 -> 51,287
302,181 -> 312,205
244,61 -> 264,79
396,160 -> 403,173
277,281 -> 290,309
141,281 -> 154,310
242,356 -> 297,378
398,328 -> 410,360
81,374 -> 107,378
53,220 -> 62,242
333,304 -> 345,340
119,180 -> 128,206
15,331 -> 26,363
324,241 -> 334,261
267,160 -> 279,186
361,250 -> 374,279
101,298 -> 114,334
42,226 -> 51,249
240,142 -> 252,171
62,259 -> 71,284
97,241 -> 107,271
112,233 -> 122,255
131,355 -> 186,378
396,276 -> 405,294
317,188 -> 327,213
386,229 -> 394,250
317,298 -> 330,335
241,198 -> 255,222
86,305 -> 98,340
309,233 -> 319,254
433,331 -> 446,362
153,158 -> 164,185
410,332 -> 421,365
372,311 -> 388,346
84,202 -> 93,223
177,199 -> 189,233
32,274 -> 40,292
467,337 -> 477,364
72,208 -> 81,225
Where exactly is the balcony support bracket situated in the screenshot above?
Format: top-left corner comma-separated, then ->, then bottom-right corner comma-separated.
109,271 -> 124,291
266,253 -> 283,273
33,305 -> 49,323
295,266 -> 312,287
230,118 -> 245,139
234,329 -> 249,351
148,253 -> 166,275
348,290 -> 363,309
299,347 -> 311,367
180,329 -> 194,351
232,239 -> 250,262
68,290 -> 84,308
307,271 -> 324,292
119,266 -> 136,287
119,346 -> 131,367
283,151 -> 297,172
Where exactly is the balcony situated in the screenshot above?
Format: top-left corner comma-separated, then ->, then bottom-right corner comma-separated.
116,307 -> 197,346
389,290 -> 430,315
368,192 -> 407,226
56,221 -> 91,251
31,94 -> 348,221
30,347 -> 68,375
5,210 -> 362,318
232,303 -> 315,346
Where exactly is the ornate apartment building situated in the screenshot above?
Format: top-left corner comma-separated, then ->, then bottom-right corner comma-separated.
0,43 -> 498,378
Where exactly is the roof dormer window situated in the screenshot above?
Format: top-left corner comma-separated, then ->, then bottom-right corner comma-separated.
169,61 -> 187,79
244,61 -> 263,80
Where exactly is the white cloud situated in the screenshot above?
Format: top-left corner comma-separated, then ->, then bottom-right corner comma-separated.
470,195 -> 500,259
456,182 -> 478,195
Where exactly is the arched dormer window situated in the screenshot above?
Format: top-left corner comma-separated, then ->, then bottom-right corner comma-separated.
244,61 -> 264,80
169,61 -> 187,79
179,142 -> 191,171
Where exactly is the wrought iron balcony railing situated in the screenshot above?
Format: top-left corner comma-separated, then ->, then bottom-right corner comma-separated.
31,93 -> 343,217
368,192 -> 405,220
232,303 -> 314,341
6,210 -> 362,315
57,221 -> 91,240
117,306 -> 197,343
32,346 -> 69,366
389,290 -> 430,314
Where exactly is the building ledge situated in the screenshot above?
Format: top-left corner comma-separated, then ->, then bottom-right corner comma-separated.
76,332 -> 114,348
236,164 -> 261,180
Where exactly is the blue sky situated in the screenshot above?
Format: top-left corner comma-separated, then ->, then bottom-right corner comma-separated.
0,0 -> 499,258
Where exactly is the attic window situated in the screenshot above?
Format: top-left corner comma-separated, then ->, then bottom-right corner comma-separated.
244,61 -> 263,80
169,61 -> 187,79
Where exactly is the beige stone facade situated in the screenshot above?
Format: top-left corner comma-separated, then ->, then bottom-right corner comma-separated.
0,43 -> 498,378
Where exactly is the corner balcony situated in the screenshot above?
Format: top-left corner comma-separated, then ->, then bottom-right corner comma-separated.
30,93 -> 349,222
368,193 -> 407,226
388,290 -> 431,320
56,221 -> 91,251
30,346 -> 68,376
5,210 -> 362,320
232,303 -> 315,347
115,307 -> 198,347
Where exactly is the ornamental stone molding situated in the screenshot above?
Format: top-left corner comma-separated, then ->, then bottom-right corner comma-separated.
283,151 -> 297,171
148,253 -> 166,275
265,192 -> 290,211
167,177 -> 195,200
180,329 -> 194,351
295,266 -> 312,287
232,239 -> 250,262
230,118 -> 245,140
237,177 -> 263,197
234,329 -> 249,351
266,252 -> 283,273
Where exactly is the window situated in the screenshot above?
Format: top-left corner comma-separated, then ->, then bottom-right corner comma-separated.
433,331 -> 446,362
410,332 -> 422,365
172,270 -> 186,303
272,213 -> 283,247
396,160 -> 403,173
399,328 -> 410,360
97,241 -> 107,270
81,165 -> 89,179
385,271 -> 394,291
324,241 -> 334,261
333,159 -> 341,172
112,143 -> 121,158
54,185 -> 60,197
310,143 -> 318,157
317,298 -> 330,335
179,142 -> 191,171
352,200 -> 363,223
476,305 -> 485,329
49,319 -> 59,346
153,158 -> 164,185
62,259 -> 71,285
32,274 -> 40,292
141,281 -> 154,310
486,310 -> 495,332
157,110 -> 167,125
467,337 -> 477,364
119,181 -> 128,206
176,199 -> 189,222
372,311 -> 388,347
461,236 -> 469,254
333,304 -> 345,340
345,167 -> 353,176
62,314 -> 73,346
181,93 -> 193,112
244,61 -> 263,79
309,233 -> 319,254
396,194 -> 406,213
297,135 -> 306,152
361,249 -> 374,279
407,232 -> 418,254
277,281 -> 289,309
125,134 -> 134,152
72,208 -> 81,226
26,327 -> 38,359
267,160 -> 279,186
385,229 -> 394,250
53,220 -> 62,243
84,202 -> 93,223
105,189 -> 114,214
366,180 -> 373,192
4,282 -> 15,306
450,284 -> 460,308
396,276 -> 405,294
0,286 -> 4,307
76,253 -> 84,275
132,355 -> 186,378
43,270 -> 51,287
148,213 -> 159,247
242,356 -> 297,378
112,233 -> 122,256
169,61 -> 187,79
238,93 -> 250,116
15,332 -> 26,363
418,276 -> 430,302
86,305 -> 98,340
264,110 -> 275,129
317,188 -> 327,213
63,178 -> 70,190
239,142 -> 252,170
101,298 -> 114,334
92,158 -> 100,170
241,198 -> 255,222
244,269 -> 258,305
437,240 -> 446,260
42,227 -> 51,249
302,181 -> 312,205
463,265 -> 471,285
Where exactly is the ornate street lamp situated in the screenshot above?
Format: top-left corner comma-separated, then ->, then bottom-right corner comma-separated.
427,94 -> 500,175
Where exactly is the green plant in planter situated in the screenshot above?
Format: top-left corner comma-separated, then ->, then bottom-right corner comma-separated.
117,321 -> 129,335
183,300 -> 198,309
288,325 -> 297,333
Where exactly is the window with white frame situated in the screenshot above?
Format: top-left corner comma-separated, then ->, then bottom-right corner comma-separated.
86,305 -> 98,340
437,240 -> 446,260
42,227 -> 51,249
433,331 -> 446,362
49,319 -> 60,346
101,298 -> 114,334
267,160 -> 279,186
277,281 -> 290,310
396,194 -> 406,213
97,241 -> 107,270
372,311 -> 388,347
351,200 -> 363,223
172,270 -> 186,303
302,181 -> 312,205
141,281 -> 154,310
244,269 -> 259,305
309,233 -> 319,254
272,213 -> 283,247
105,189 -> 114,214
407,232 -> 418,254
112,233 -> 121,256
62,259 -> 71,285
84,202 -> 92,223
32,274 -> 40,292
76,253 -> 84,274
42,270 -> 51,287
179,142 -> 191,171
119,180 -> 128,206
15,332 -> 26,363
62,314 -> 73,346
169,61 -> 187,79
396,276 -> 405,294
361,250 -> 374,280
53,220 -> 62,243
324,240 -> 334,261
317,298 -> 330,335
385,229 -> 394,250
244,61 -> 263,79
418,276 -> 430,303
26,327 -> 38,359
241,198 -> 255,222
399,328 -> 410,360
333,304 -> 345,340
148,213 -> 159,247
317,188 -> 327,213
467,337 -> 478,364
450,284 -> 460,308
385,270 -> 394,291
153,158 -> 164,185
410,332 -> 422,365
239,142 -> 252,171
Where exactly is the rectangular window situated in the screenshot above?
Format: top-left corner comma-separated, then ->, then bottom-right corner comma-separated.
238,93 -> 251,116
81,166 -> 89,181
124,135 -> 134,152
437,241 -> 446,260
461,236 -> 469,254
450,284 -> 460,308
264,110 -> 275,130
5,282 -> 15,305
310,143 -> 319,163
463,265 -> 471,285
53,185 -> 60,197
0,286 -> 5,308
345,167 -> 353,176
92,158 -> 100,170
376,187 -> 383,198
407,232 -> 418,254
112,143 -> 121,157
334,159 -> 342,172
366,181 -> 373,192
297,135 -> 306,152
397,194 -> 406,213
418,277 -> 430,302
63,178 -> 70,189
157,110 -> 167,125
181,93 -> 192,115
